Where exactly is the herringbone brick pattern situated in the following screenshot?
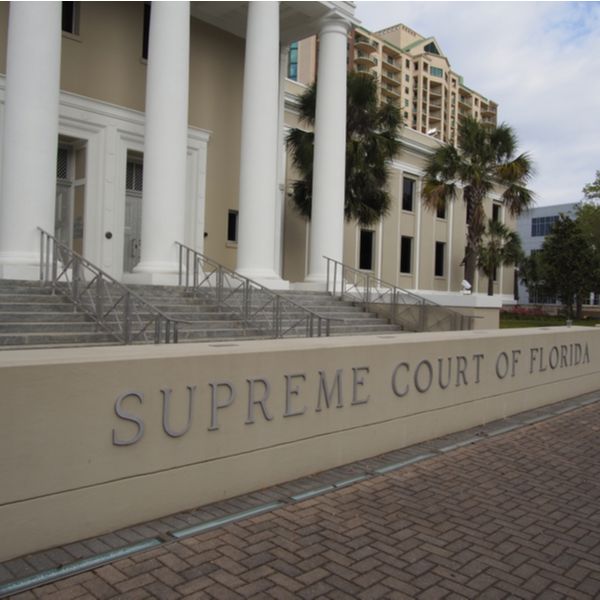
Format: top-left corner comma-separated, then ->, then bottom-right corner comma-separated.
9,401 -> 600,599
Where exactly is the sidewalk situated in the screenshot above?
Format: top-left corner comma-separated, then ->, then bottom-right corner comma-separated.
3,391 -> 600,599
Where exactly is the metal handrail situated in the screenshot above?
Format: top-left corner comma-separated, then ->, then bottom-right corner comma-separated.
325,256 -> 474,332
39,229 -> 183,344
176,243 -> 339,338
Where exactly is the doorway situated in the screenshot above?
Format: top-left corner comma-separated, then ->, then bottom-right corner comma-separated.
123,157 -> 143,273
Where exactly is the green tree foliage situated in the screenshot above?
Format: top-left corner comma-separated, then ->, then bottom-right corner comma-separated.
538,215 -> 596,319
575,200 -> 600,252
476,219 -> 523,296
286,71 -> 403,226
422,116 -> 535,285
582,170 -> 600,201
517,252 -> 543,303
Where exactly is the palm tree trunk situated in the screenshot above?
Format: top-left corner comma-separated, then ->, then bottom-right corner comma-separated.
487,276 -> 494,296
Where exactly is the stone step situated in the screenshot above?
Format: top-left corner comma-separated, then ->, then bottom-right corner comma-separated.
0,331 -> 117,347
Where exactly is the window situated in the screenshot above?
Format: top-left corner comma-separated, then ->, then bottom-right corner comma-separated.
61,1 -> 79,35
423,63 -> 428,72
359,229 -> 375,271
492,204 -> 500,222
414,62 -> 418,70
404,99 -> 408,107
288,42 -> 299,80
402,178 -> 415,212
436,202 -> 446,220
142,2 -> 151,60
405,58 -> 410,69
435,242 -> 445,277
404,111 -> 408,119
405,74 -> 409,82
400,236 -> 413,274
430,67 -> 443,78
531,216 -> 559,237
424,42 -> 440,55
126,161 -> 144,192
227,210 -> 238,243
404,86 -> 409,94
387,55 -> 394,66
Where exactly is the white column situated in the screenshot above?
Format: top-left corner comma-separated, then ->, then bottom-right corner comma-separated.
236,1 -> 288,288
132,1 -> 190,285
305,17 -> 350,286
0,2 -> 62,280
274,44 -> 290,279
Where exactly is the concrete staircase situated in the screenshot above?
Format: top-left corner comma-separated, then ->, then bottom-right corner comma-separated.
0,281 -> 403,349
0,280 -> 117,349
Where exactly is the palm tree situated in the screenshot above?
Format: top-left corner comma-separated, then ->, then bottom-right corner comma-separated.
286,71 -> 403,226
422,116 -> 535,286
476,219 -> 522,296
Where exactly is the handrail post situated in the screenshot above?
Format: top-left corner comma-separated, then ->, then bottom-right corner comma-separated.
274,295 -> 280,338
124,292 -> 132,344
218,266 -> 224,307
333,260 -> 338,298
39,231 -> 44,282
96,273 -> 104,322
326,258 -> 330,294
366,275 -> 371,312
72,255 -> 80,305
178,243 -> 183,287
51,239 -> 58,294
45,234 -> 51,285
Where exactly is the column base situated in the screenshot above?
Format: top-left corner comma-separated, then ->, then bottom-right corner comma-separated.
235,268 -> 290,291
293,281 -> 328,292
122,272 -> 181,287
0,253 -> 42,281
125,261 -> 183,286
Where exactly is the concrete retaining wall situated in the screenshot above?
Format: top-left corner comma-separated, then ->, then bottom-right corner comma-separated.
1,327 -> 599,561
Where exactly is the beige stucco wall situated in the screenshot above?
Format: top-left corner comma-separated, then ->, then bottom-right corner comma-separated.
1,327 -> 599,562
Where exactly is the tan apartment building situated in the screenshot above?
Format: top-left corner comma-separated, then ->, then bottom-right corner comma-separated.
291,23 -> 499,146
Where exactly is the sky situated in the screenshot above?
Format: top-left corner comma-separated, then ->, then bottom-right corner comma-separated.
353,1 -> 600,208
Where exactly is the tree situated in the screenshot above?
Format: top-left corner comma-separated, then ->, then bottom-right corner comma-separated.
539,215 -> 595,319
518,252 -> 543,304
286,71 -> 403,226
575,200 -> 600,252
582,170 -> 600,201
476,219 -> 522,296
421,116 -> 535,286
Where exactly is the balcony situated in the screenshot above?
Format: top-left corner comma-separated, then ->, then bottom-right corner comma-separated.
354,35 -> 378,53
381,84 -> 400,99
458,96 -> 472,108
355,50 -> 377,67
381,70 -> 400,85
481,104 -> 497,117
385,55 -> 401,72
356,64 -> 377,78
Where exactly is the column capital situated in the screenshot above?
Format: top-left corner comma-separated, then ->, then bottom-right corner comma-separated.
317,11 -> 354,36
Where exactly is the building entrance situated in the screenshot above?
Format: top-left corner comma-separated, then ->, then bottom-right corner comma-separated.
123,159 -> 143,273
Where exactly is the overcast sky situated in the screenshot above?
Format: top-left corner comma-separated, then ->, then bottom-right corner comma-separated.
353,1 -> 600,208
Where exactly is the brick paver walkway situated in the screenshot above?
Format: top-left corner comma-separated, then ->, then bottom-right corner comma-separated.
6,396 -> 600,599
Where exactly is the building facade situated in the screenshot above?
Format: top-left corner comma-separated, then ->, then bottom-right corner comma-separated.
516,203 -> 578,304
0,2 -> 515,316
291,23 -> 498,147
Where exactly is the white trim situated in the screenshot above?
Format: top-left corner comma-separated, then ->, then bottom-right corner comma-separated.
0,76 -> 211,282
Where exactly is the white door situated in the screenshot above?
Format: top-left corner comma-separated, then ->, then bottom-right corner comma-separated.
55,146 -> 73,248
123,160 -> 143,272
